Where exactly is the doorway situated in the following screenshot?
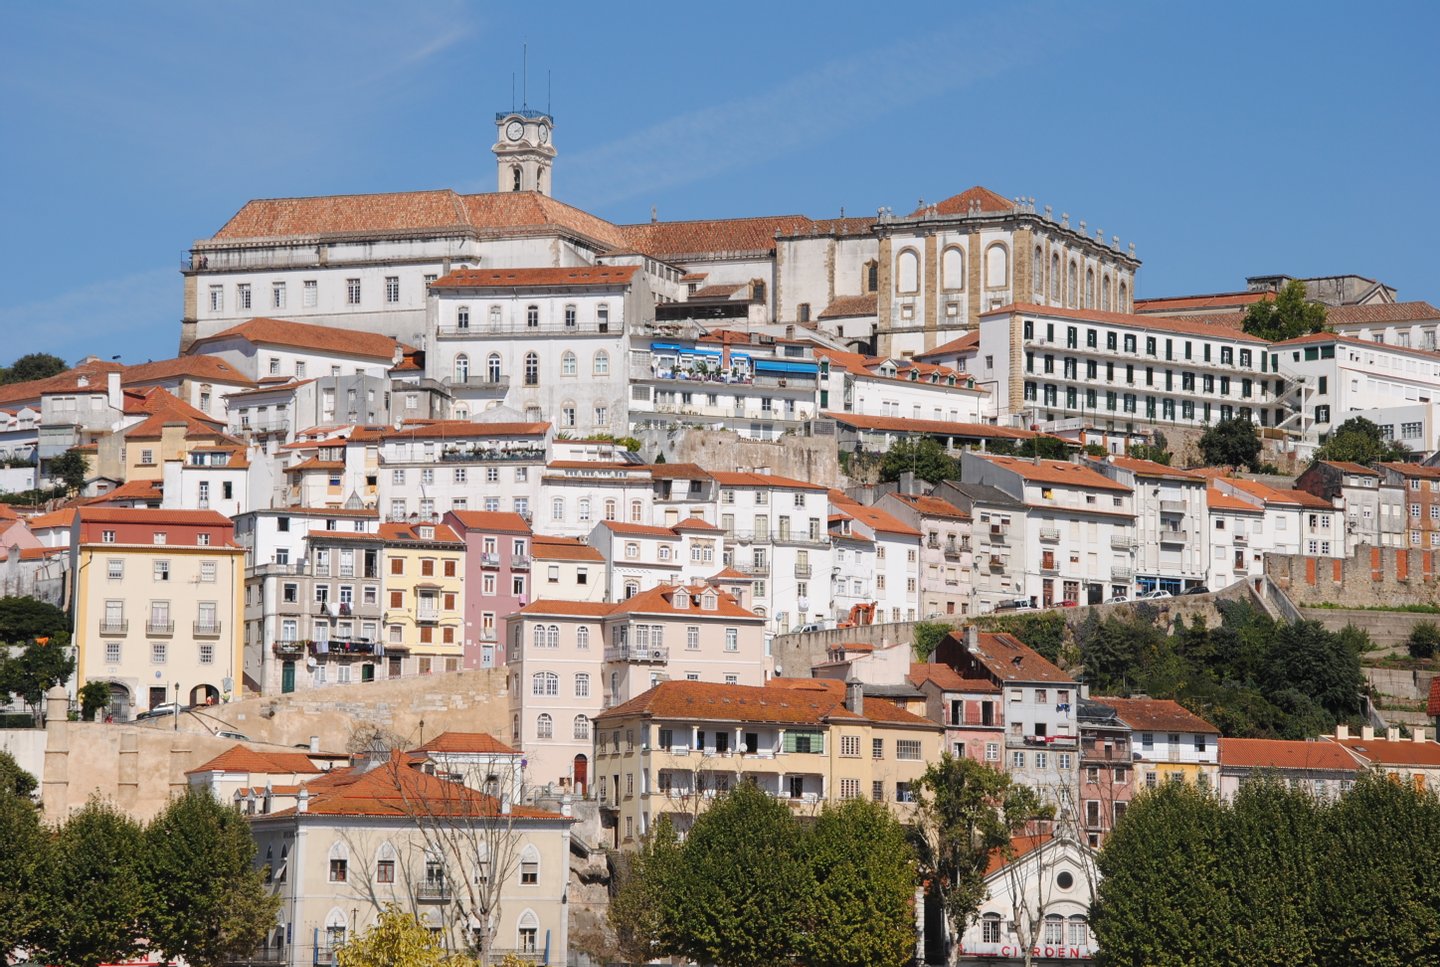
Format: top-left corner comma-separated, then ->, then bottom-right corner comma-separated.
281,661 -> 296,694
573,754 -> 588,796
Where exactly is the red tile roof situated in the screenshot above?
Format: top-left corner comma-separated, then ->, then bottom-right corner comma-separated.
890,493 -> 970,520
978,454 -> 1131,493
445,511 -> 532,535
410,731 -> 518,755
1219,737 -> 1360,772
984,833 -> 1053,877
1379,462 -> 1440,480
1430,678 -> 1440,718
823,412 -> 1039,440
1325,301 -> 1440,326
1133,291 -> 1273,313
123,355 -> 254,387
597,678 -> 936,728
378,522 -> 462,545
619,214 -> 814,258
78,507 -> 233,528
984,302 -> 1270,344
598,520 -> 681,539
915,331 -> 981,360
380,420 -> 549,440
431,266 -> 638,289
1317,461 -> 1380,477
1093,696 -> 1218,735
1328,736 -> 1440,768
913,186 -> 1016,218
193,318 -> 399,361
186,744 -> 327,776
529,535 -> 604,562
1206,486 -> 1262,513
672,517 -> 721,532
0,359 -> 125,408
829,495 -> 922,537
818,294 -> 878,319
909,662 -> 1000,693
1106,456 -> 1203,482
708,471 -> 829,492
960,631 -> 1075,685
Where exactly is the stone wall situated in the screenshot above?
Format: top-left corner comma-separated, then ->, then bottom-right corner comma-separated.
1301,607 -> 1434,654
636,427 -> 845,489
771,621 -> 920,679
1267,545 -> 1440,609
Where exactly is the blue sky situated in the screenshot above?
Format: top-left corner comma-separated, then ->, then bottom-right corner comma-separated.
2,1 -> 1437,365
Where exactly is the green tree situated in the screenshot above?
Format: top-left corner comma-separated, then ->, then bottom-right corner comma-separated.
609,816 -> 684,963
0,749 -> 37,798
48,448 -> 89,495
31,797 -> 147,967
1197,417 -> 1262,470
141,787 -> 280,967
880,437 -> 957,485
1408,621 -> 1440,660
0,596 -> 70,642
1240,280 -> 1328,341
658,781 -> 808,967
1314,416 -> 1410,466
1129,431 -> 1172,465
914,754 -> 1048,960
797,798 -> 916,967
1,353 -> 68,386
1012,436 -> 1073,460
0,637 -> 75,721
78,680 -> 112,721
336,904 -> 470,967
0,787 -> 47,955
1261,620 -> 1363,720
912,621 -> 954,662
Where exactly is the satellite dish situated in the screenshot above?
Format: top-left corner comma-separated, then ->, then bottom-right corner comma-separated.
306,657 -> 317,669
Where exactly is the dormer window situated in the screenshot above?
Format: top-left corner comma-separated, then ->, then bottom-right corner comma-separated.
674,592 -> 690,610
701,593 -> 717,611
419,526 -> 434,540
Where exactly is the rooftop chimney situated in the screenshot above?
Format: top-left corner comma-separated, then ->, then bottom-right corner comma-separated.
309,735 -> 320,753
1362,725 -> 1375,741
1414,727 -> 1429,743
1335,724 -> 1350,740
296,787 -> 310,813
966,625 -> 979,652
107,371 -> 122,411
1387,727 -> 1401,742
846,676 -> 864,716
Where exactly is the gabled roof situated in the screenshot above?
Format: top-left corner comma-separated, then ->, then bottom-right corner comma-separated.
0,359 -> 125,408
708,470 -> 828,492
908,662 -> 1000,693
1093,696 -> 1218,735
78,507 -> 233,528
983,833 -> 1054,877
445,511 -> 532,535
1378,462 -> 1440,480
619,214 -> 814,259
983,302 -> 1269,343
380,420 -> 549,440
1325,301 -> 1440,326
530,535 -> 604,562
597,678 -> 936,728
955,631 -> 1075,685
1219,737 -> 1360,772
378,522 -> 462,545
915,331 -> 981,360
1133,291 -> 1273,313
913,186 -> 1015,218
597,520 -> 681,539
193,318 -> 399,361
1105,456 -> 1203,482
122,355 -> 255,387
818,293 -> 878,319
978,454 -> 1131,493
431,266 -> 638,289
1206,484 -> 1263,513
410,731 -> 518,755
829,494 -> 922,537
186,744 -> 327,776
1327,735 -> 1440,768
823,412 -> 1038,440
1317,460 -> 1380,477
671,517 -> 721,532
889,493 -> 970,520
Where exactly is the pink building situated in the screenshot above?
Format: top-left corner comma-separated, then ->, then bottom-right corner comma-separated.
909,662 -> 1004,764
444,510 -> 532,669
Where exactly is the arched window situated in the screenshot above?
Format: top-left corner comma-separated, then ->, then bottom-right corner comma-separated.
1102,276 -> 1112,312
896,248 -> 920,294
524,352 -> 539,385
1043,914 -> 1064,945
865,260 -> 879,293
1051,252 -> 1061,300
324,907 -> 349,949
1085,268 -> 1095,309
604,499 -> 617,521
561,351 -> 577,377
1068,915 -> 1089,946
578,498 -> 591,522
1033,246 -> 1045,294
511,166 -> 522,192
573,715 -> 590,740
536,713 -> 553,739
516,906 -> 540,949
593,350 -> 610,376
457,306 -> 470,329
551,497 -> 565,521
518,849 -> 541,886
532,671 -> 558,695
1119,280 -> 1129,311
487,353 -> 502,383
327,842 -> 349,883
1067,261 -> 1078,307
574,673 -> 590,697
454,405 -> 468,420
985,244 -> 1009,289
942,246 -> 965,290
453,354 -> 470,383
630,499 -> 642,522
624,582 -> 638,599
526,305 -> 539,328
576,626 -> 590,649
981,913 -> 1003,943
548,624 -> 560,647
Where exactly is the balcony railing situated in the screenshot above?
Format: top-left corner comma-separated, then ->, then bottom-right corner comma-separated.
987,529 -> 1008,544
434,447 -> 546,464
944,540 -> 967,557
926,537 -> 940,549
479,627 -> 498,642
1234,533 -> 1249,544
1159,499 -> 1187,514
273,640 -> 305,657
1111,565 -> 1134,580
511,555 -> 531,571
735,563 -> 769,577
234,420 -> 290,435
416,882 -> 452,902
1158,529 -> 1188,545
794,563 -> 813,578
416,608 -> 441,624
99,619 -> 129,635
437,320 -> 617,337
988,557 -> 1006,570
1038,526 -> 1061,542
146,620 -> 175,636
1040,561 -> 1059,574
193,621 -> 223,637
1111,534 -> 1138,550
604,644 -> 669,663
479,552 -> 500,567
443,375 -> 510,391
727,529 -> 829,547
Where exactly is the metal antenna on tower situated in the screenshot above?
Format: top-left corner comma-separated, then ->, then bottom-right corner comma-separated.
547,69 -> 551,116
522,42 -> 528,109
511,72 -> 515,112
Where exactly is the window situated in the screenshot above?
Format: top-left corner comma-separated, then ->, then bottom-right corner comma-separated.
237,283 -> 251,310
872,738 -> 884,759
573,715 -> 590,740
524,352 -> 539,385
346,278 -> 361,305
526,305 -> 539,328
151,642 -> 167,663
107,559 -> 123,580
208,285 -> 222,311
153,561 -> 171,582
574,673 -> 590,698
896,739 -> 922,760
725,628 -> 738,652
376,859 -> 395,883
982,915 -> 1002,944
532,672 -> 559,696
561,351 -> 577,376
594,351 -> 610,376
840,778 -> 860,799
303,280 -> 317,307
105,641 -> 121,663
329,858 -> 348,882
385,276 -> 399,303
536,713 -> 553,739
520,848 -> 539,884
840,735 -> 860,757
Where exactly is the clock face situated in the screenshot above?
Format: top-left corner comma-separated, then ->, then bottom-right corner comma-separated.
506,120 -> 524,141
538,124 -> 550,144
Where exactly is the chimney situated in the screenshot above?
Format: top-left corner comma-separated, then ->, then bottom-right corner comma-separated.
966,625 -> 979,652
561,793 -> 573,818
107,371 -> 122,411
900,470 -> 916,495
1414,727 -> 1429,743
1387,727 -> 1400,742
296,787 -> 310,813
1361,725 -> 1375,741
309,735 -> 320,753
846,676 -> 864,716
500,794 -> 512,815
1335,724 -> 1349,740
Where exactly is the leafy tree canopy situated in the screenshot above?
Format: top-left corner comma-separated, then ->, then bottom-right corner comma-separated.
1129,431 -> 1172,465
0,353 -> 68,386
912,621 -> 954,662
0,749 -> 37,798
0,638 -> 74,718
1240,280 -> 1327,341
0,787 -> 46,956
336,905 -> 470,967
48,448 -> 89,494
879,437 -> 957,485
1314,416 -> 1410,466
0,596 -> 70,642
1198,417 -> 1262,470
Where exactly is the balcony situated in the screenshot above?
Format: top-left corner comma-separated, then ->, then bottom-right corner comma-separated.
1040,561 -> 1059,574
1111,565 -> 1134,580
146,620 -> 175,636
435,446 -> 546,464
511,555 -> 531,571
99,619 -> 129,635
443,375 -> 510,392
1159,499 -> 1187,514
1234,533 -> 1249,545
416,881 -> 452,902
944,540 -> 967,557
988,556 -> 1006,571
735,562 -> 770,577
1038,526 -> 1061,542
794,563 -> 813,578
273,640 -> 305,658
416,608 -> 441,624
437,320 -> 617,337
234,420 -> 290,436
314,948 -> 340,966
193,621 -> 223,637
1111,534 -> 1138,550
479,627 -> 498,642
926,537 -> 940,549
604,644 -> 669,663
479,552 -> 501,568
1158,529 -> 1188,545
311,638 -> 378,657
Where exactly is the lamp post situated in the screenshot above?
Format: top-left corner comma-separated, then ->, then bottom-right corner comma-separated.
173,681 -> 180,731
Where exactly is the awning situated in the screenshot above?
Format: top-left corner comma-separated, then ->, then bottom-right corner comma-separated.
754,360 -> 818,374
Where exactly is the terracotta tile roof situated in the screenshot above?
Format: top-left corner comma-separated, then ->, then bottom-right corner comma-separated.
1133,291 -> 1272,313
431,265 -> 638,289
515,599 -> 615,618
445,511 -> 532,535
823,412 -> 1039,440
1206,485 -> 1263,513
914,186 -> 1016,218
1327,736 -> 1440,768
672,517 -> 721,532
124,386 -> 220,424
1379,462 -> 1440,480
123,355 -> 255,387
1106,456 -> 1203,482
984,302 -> 1270,344
818,293 -> 878,319
613,584 -> 760,621
285,458 -> 345,472
979,454 -> 1131,493
688,283 -> 748,301
644,462 -> 712,480
193,318 -> 399,361
1318,461 -> 1380,477
73,480 -> 165,506
0,359 -> 125,408
598,520 -> 680,539
1094,696 -> 1218,735
960,631 -> 1075,685
984,833 -> 1053,877
708,471 -> 829,492
619,214 -> 814,259
379,521 -> 462,545
78,507 -> 233,528
1219,737 -> 1360,772
1219,476 -> 1335,510
678,272 -> 708,283
380,420 -> 549,440
410,731 -> 518,755
908,662 -> 1000,693
26,509 -> 75,530
1325,301 -> 1440,326
890,493 -> 970,520
186,744 -> 326,776
529,535 -> 604,562
221,379 -> 313,400
461,192 -> 629,249
123,412 -> 227,441
709,566 -> 751,581
597,678 -> 935,728
545,461 -> 643,471
915,331 -> 981,360
829,494 -> 922,537
1430,678 -> 1440,718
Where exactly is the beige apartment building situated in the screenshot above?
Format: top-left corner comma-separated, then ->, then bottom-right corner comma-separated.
593,678 -> 943,848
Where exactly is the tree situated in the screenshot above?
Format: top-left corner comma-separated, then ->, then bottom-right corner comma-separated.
1,353 -> 68,386
1240,280 -> 1327,341
48,448 -> 89,494
880,437 -> 957,485
1197,417 -> 1261,470
1314,416 -> 1410,466
0,596 -> 70,642
31,797 -> 147,967
1408,621 -> 1440,660
0,748 -> 37,798
78,680 -> 112,721
913,754 -> 1048,963
0,637 -> 75,721
913,621 -> 954,662
142,787 -> 281,967
1128,431 -> 1172,466
0,787 -> 47,956
797,798 -> 917,967
1260,620 -> 1363,721
336,904 -> 470,967
609,815 -> 684,964
658,780 -> 809,967
1013,436 -> 1073,460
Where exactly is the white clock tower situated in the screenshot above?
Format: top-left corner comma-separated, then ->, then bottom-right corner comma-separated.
493,110 -> 556,196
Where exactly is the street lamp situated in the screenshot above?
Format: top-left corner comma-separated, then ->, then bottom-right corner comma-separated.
173,682 -> 180,731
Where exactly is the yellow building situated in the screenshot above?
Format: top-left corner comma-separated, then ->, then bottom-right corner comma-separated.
380,521 -> 465,674
1093,696 -> 1220,788
593,677 -> 943,848
70,507 -> 244,718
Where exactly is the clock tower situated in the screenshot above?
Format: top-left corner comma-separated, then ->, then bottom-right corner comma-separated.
493,111 -> 556,196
